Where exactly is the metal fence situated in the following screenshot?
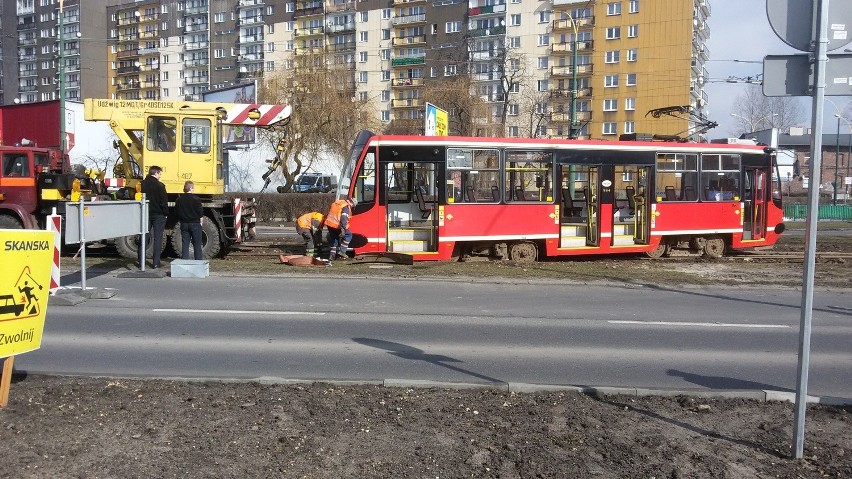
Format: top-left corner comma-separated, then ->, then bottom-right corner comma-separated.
784,204 -> 852,220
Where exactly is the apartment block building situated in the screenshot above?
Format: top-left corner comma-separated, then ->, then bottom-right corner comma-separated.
1,0 -> 711,140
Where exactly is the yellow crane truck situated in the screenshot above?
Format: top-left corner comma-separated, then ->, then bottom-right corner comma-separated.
83,99 -> 290,259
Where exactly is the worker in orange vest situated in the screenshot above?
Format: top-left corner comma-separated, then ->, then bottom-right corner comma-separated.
325,197 -> 356,260
296,211 -> 325,258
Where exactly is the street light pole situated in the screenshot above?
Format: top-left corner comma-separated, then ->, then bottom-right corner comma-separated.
730,113 -> 777,133
567,13 -> 578,139
58,0 -> 65,154
834,115 -> 840,205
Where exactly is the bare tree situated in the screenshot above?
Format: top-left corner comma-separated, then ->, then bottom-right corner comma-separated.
259,51 -> 382,192
421,75 -> 486,136
731,85 -> 805,134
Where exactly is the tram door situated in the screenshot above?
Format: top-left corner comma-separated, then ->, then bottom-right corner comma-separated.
743,167 -> 768,240
585,167 -> 599,246
633,167 -> 652,244
383,161 -> 439,254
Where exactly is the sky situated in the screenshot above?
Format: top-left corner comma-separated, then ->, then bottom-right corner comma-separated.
705,1 -> 852,138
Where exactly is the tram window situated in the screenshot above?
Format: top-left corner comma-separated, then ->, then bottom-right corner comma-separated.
701,154 -> 740,201
656,153 -> 697,201
447,148 -> 500,203
505,150 -> 553,202
354,151 -> 376,204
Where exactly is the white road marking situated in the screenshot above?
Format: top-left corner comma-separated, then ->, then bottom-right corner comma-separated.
608,320 -> 789,329
153,309 -> 326,316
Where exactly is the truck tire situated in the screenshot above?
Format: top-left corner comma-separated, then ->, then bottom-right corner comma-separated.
114,232 -> 164,260
0,215 -> 23,229
169,220 -> 221,259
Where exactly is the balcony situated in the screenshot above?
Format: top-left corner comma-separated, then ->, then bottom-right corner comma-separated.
549,87 -> 592,99
327,1 -> 355,13
295,46 -> 325,55
240,16 -> 264,25
19,71 -> 38,78
186,58 -> 209,67
239,53 -> 263,61
18,37 -> 37,46
138,47 -> 159,55
295,26 -> 324,37
391,56 -> 425,67
392,35 -> 426,46
117,15 -> 139,26
239,0 -> 264,6
117,49 -> 140,59
327,22 -> 356,34
19,54 -> 36,62
391,77 -> 424,87
327,42 -> 356,52
238,69 -> 263,79
552,16 -> 594,30
141,13 -> 159,22
391,98 -> 424,108
550,64 -> 593,77
394,0 -> 426,4
185,41 -> 209,51
17,19 -> 36,31
240,34 -> 265,43
185,6 -> 207,15
119,33 -> 139,41
550,111 -> 591,122
185,23 -> 208,33
550,40 -> 593,53
185,76 -> 209,85
18,84 -> 38,93
117,82 -> 140,91
391,13 -> 427,26
139,63 -> 160,72
294,5 -> 324,17
469,25 -> 505,37
468,4 -> 506,16
553,0 -> 591,5
117,66 -> 141,74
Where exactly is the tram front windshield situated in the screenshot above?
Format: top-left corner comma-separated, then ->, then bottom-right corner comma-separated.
337,130 -> 374,199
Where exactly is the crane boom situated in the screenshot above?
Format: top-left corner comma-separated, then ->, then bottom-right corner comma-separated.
83,99 -> 291,127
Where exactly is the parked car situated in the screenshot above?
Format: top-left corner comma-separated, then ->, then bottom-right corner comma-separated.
290,173 -> 337,193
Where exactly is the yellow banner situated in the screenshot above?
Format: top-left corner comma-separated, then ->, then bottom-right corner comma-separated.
0,230 -> 53,357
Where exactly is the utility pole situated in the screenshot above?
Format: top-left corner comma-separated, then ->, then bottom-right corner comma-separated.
835,115 -> 840,205
58,0 -> 65,154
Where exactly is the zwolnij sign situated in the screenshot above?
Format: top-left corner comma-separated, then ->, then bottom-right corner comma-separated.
0,229 -> 53,357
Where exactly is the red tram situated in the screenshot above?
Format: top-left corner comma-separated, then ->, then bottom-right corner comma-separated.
336,131 -> 785,261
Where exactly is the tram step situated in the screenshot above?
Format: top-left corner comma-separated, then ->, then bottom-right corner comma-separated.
560,225 -> 587,236
388,228 -> 432,241
613,224 -> 635,235
560,236 -> 587,247
389,240 -> 430,252
612,235 -> 635,246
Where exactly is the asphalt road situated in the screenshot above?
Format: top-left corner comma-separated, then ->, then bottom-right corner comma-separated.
16,274 -> 851,400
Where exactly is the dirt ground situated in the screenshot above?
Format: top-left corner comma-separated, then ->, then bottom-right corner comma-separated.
2,376 -> 850,478
2,224 -> 850,478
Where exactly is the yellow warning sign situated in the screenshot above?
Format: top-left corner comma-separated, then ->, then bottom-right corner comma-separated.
0,229 -> 53,357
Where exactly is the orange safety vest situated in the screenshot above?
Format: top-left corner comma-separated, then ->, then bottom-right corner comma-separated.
325,199 -> 350,229
297,211 -> 324,230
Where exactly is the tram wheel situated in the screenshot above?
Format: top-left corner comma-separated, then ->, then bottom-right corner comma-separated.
508,241 -> 538,263
645,241 -> 671,259
702,237 -> 725,259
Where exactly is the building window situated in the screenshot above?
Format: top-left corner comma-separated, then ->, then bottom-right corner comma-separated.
537,57 -> 548,69
627,48 -> 638,61
382,9 -> 392,19
381,29 -> 390,40
628,25 -> 638,37
603,122 -> 617,135
266,5 -> 274,15
359,71 -> 368,83
508,36 -> 521,48
539,11 -> 551,23
360,11 -> 368,22
605,75 -> 619,87
625,97 -> 636,110
286,2 -> 294,13
359,51 -> 368,62
267,42 -> 274,52
214,48 -> 225,58
444,64 -> 457,76
360,31 -> 368,42
629,0 -> 639,13
538,34 -> 549,46
537,80 -> 548,91
624,121 -> 635,134
381,90 -> 390,102
267,24 -> 274,34
626,73 -> 637,86
510,14 -> 521,26
446,21 -> 461,33
603,99 -> 617,111
606,27 -> 621,39
508,126 -> 519,137
607,2 -> 622,15
214,12 -> 225,23
381,110 -> 390,122
381,70 -> 390,81
380,49 -> 390,60
508,104 -> 519,116
605,51 -> 620,63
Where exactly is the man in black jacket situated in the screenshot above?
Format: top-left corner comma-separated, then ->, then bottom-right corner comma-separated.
175,181 -> 204,260
141,165 -> 169,268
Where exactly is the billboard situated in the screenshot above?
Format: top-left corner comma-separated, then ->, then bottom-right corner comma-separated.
203,82 -> 257,145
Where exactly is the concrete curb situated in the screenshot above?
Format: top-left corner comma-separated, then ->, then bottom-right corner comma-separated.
17,372 -> 852,405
